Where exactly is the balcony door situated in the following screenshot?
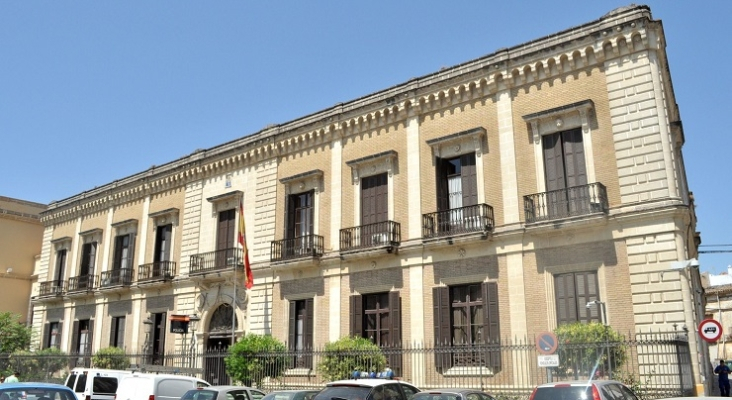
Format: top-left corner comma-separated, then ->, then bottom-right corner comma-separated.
216,209 -> 236,269
286,191 -> 313,256
436,153 -> 477,231
154,224 -> 172,276
361,173 -> 388,246
543,128 -> 589,218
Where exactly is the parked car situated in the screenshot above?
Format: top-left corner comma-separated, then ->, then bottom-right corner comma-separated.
313,378 -> 420,400
181,386 -> 267,400
115,372 -> 209,400
63,368 -> 132,400
411,388 -> 495,400
529,380 -> 639,400
0,382 -> 76,400
261,390 -> 320,400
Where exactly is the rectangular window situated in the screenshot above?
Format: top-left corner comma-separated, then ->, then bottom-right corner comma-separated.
433,282 -> 500,369
55,249 -> 67,283
436,153 -> 477,211
555,271 -> 600,325
151,312 -> 166,365
110,316 -> 126,348
72,319 -> 93,354
154,224 -> 173,263
45,321 -> 61,349
350,292 -> 402,375
80,242 -> 97,276
361,173 -> 388,226
215,210 -> 236,269
543,128 -> 589,217
113,234 -> 135,270
288,299 -> 313,368
286,191 -> 314,255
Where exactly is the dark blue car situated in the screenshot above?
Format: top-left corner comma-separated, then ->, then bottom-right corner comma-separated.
0,382 -> 77,400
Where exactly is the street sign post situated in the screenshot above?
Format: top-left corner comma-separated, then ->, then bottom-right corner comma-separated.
536,332 -> 559,355
699,319 -> 723,343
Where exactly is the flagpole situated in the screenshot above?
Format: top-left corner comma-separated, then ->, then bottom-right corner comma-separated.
232,255 -> 237,345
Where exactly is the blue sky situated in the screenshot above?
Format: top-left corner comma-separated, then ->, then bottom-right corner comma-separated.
2,2 -> 730,273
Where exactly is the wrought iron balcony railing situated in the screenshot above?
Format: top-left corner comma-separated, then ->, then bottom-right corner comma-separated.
100,268 -> 134,288
524,182 -> 608,224
422,203 -> 494,239
189,248 -> 243,275
138,261 -> 176,282
67,275 -> 98,292
340,220 -> 401,252
38,280 -> 65,297
270,234 -> 324,262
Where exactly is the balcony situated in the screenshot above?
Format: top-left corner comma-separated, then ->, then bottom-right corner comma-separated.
67,275 -> 98,293
38,280 -> 65,298
523,182 -> 608,224
190,248 -> 243,275
340,221 -> 400,253
422,204 -> 494,239
99,268 -> 134,289
270,234 -> 324,262
138,261 -> 176,282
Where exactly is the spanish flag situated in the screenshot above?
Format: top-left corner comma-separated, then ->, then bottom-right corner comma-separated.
238,197 -> 253,289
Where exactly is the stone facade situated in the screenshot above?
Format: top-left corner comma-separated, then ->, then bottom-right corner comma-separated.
30,4 -> 702,390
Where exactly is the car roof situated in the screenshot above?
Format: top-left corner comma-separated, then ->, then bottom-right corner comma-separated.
0,383 -> 74,390
415,389 -> 484,394
267,390 -> 320,393
326,379 -> 413,388
197,386 -> 258,391
534,380 -> 625,388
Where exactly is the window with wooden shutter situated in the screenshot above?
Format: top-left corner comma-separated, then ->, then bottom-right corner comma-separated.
55,250 -> 67,283
543,128 -> 589,218
288,299 -> 313,368
433,282 -> 500,370
80,243 -> 96,276
154,224 -> 172,263
110,316 -> 125,348
349,295 -> 363,338
554,271 -> 599,325
216,209 -> 236,268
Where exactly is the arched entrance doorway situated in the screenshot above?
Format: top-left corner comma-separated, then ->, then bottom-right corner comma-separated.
204,303 -> 238,385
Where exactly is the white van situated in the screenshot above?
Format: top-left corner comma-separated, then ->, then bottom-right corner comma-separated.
64,368 -> 132,400
115,373 -> 210,400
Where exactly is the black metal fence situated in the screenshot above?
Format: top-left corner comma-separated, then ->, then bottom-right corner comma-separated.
0,331 -> 693,399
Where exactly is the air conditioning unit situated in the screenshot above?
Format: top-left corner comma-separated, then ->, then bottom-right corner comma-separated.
372,233 -> 388,245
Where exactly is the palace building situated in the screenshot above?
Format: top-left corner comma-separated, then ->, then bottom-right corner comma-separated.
31,4 -> 702,390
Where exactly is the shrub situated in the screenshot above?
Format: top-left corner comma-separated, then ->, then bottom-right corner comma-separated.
224,334 -> 287,387
553,322 -> 627,378
317,336 -> 386,382
8,347 -> 68,382
93,347 -> 129,370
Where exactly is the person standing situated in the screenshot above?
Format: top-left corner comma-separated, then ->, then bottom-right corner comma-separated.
716,360 -> 731,396
4,371 -> 19,383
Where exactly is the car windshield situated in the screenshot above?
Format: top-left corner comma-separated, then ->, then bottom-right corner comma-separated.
532,386 -> 592,400
413,394 -> 460,400
314,386 -> 371,400
181,390 -> 218,400
0,388 -> 76,400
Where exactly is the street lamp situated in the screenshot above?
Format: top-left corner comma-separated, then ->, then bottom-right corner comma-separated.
143,316 -> 153,365
188,314 -> 201,368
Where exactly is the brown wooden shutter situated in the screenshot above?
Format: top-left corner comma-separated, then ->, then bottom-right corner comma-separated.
482,282 -> 501,368
562,128 -> 587,188
109,317 -> 117,347
304,298 -> 314,368
375,174 -> 388,223
362,176 -> 376,226
71,320 -> 79,353
555,273 -> 577,325
461,153 -> 478,207
128,234 -> 136,275
433,286 -> 451,371
113,237 -> 123,269
57,322 -> 63,349
388,291 -> 402,376
43,323 -> 50,349
288,300 -> 297,350
435,157 -> 450,211
286,195 -> 296,239
576,271 -> 599,323
350,295 -> 363,337
162,225 -> 172,261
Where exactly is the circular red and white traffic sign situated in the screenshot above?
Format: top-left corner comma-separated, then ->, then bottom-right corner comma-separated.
699,319 -> 723,342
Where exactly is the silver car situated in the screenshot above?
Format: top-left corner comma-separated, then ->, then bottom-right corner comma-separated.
528,380 -> 639,400
181,386 -> 267,400
412,388 -> 495,400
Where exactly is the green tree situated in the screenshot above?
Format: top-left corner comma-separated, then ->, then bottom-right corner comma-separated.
93,347 -> 129,370
224,334 -> 287,387
317,336 -> 386,382
0,312 -> 32,353
553,322 -> 627,378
